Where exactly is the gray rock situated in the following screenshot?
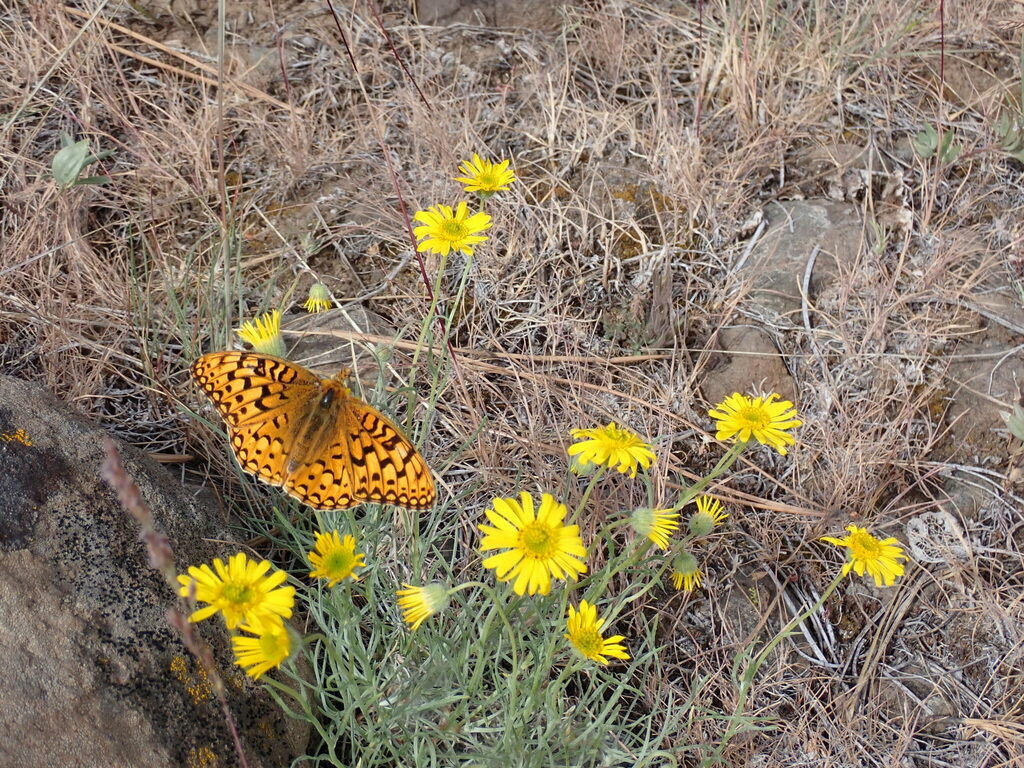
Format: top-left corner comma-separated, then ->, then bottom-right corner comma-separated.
0,375 -> 307,768
939,290 -> 1024,460
742,200 -> 864,320
702,326 -> 797,408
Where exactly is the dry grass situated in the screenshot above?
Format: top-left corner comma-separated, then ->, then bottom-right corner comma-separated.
3,0 -> 1024,764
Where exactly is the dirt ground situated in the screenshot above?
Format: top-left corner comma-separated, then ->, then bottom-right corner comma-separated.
3,1 -> 1024,765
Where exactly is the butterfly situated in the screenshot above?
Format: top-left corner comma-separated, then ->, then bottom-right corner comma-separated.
191,351 -> 435,510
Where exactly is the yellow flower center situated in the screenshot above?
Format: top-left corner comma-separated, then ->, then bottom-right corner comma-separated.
259,630 -> 286,661
222,583 -> 254,606
603,424 -> 641,448
574,627 -> 603,656
325,551 -> 354,575
847,530 -> 882,560
520,521 -> 558,558
440,220 -> 469,240
739,405 -> 770,429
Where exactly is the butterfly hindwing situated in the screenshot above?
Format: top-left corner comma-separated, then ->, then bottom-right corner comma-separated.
281,444 -> 358,510
345,401 -> 436,509
228,420 -> 290,485
281,398 -> 435,510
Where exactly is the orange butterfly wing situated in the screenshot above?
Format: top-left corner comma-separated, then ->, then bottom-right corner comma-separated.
191,352 -> 314,487
282,398 -> 436,510
191,351 -> 435,510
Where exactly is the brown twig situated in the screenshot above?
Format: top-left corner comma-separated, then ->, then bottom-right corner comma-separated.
366,0 -> 432,111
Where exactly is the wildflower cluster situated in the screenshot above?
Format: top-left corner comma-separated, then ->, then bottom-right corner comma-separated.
358,390 -> 905,672
705,393 -> 908,589
564,420 -> 729,597
177,529 -> 366,680
257,155 -> 516,317
399,487 -> 624,666
412,152 -> 515,257
177,553 -> 295,679
236,284 -> 334,353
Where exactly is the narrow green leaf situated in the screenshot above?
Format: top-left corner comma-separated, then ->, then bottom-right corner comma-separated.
73,175 -> 112,187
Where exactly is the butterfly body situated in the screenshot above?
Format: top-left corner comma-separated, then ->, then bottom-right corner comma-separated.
191,351 -> 435,510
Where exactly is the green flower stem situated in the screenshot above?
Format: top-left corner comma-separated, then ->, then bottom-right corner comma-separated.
578,499 -> 682,605
675,531 -> 697,550
508,587 -> 571,716
410,247 -> 451,374
616,559 -> 666,606
266,652 -> 337,758
570,465 -> 607,524
457,582 -> 521,723
578,526 -> 659,605
671,442 -> 746,511
448,580 -> 486,596
581,547 -> 643,605
595,519 -> 624,542
446,251 -> 474,341
549,656 -> 584,692
705,571 -> 845,766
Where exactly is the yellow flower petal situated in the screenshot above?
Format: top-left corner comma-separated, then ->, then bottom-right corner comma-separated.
568,422 -> 655,477
708,393 -> 801,455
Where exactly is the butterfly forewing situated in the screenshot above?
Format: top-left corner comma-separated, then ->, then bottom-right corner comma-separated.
191,351 -> 436,510
191,351 -> 319,428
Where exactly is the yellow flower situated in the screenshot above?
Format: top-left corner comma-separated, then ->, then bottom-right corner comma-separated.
479,492 -> 588,596
670,550 -> 702,592
688,495 -> 729,537
707,393 -> 802,455
303,282 -> 333,313
396,583 -> 449,630
454,153 -> 517,195
822,525 -> 907,587
308,531 -> 365,586
236,309 -> 286,357
413,201 -> 492,256
568,422 -> 655,478
232,622 -> 292,680
630,507 -> 680,550
565,600 -> 630,665
177,553 -> 295,630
